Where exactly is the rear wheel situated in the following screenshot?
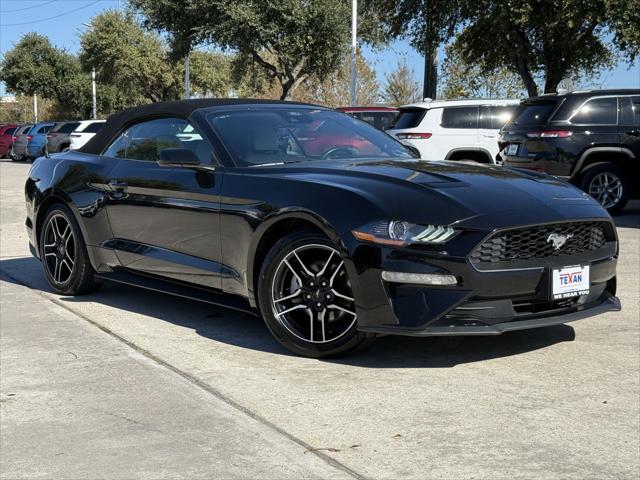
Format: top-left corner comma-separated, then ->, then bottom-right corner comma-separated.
257,230 -> 375,357
39,204 -> 101,295
580,163 -> 629,214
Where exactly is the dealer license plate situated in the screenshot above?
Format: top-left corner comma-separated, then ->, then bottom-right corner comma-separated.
551,265 -> 590,300
506,144 -> 519,156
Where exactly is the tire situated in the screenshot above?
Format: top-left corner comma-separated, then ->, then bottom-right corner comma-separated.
39,204 -> 101,295
257,230 -> 375,358
580,163 -> 629,215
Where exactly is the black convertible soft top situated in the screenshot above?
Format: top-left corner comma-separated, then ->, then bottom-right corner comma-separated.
80,98 -> 320,155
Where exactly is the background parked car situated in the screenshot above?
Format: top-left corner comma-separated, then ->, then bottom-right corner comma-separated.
69,120 -> 106,150
10,124 -> 34,161
25,122 -> 55,160
46,121 -> 80,153
336,106 -> 398,131
387,99 -> 520,163
499,89 -> 640,213
0,124 -> 18,158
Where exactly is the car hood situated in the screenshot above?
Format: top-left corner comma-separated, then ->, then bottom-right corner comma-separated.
258,158 -> 607,227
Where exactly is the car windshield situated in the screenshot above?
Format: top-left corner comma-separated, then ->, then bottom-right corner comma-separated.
206,108 -> 414,166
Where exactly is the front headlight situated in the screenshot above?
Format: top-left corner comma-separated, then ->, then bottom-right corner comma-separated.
352,221 -> 457,247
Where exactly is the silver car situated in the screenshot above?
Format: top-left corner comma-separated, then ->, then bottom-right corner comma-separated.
10,124 -> 33,160
46,121 -> 80,153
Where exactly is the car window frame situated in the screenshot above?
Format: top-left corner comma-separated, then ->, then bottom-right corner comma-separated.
618,95 -> 640,126
567,95 -> 619,126
101,116 -> 217,166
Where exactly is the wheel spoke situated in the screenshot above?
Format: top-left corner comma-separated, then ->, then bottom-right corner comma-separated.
316,250 -> 335,278
61,223 -> 71,240
283,259 -> 303,286
51,217 -> 62,240
319,309 -> 326,342
331,288 -> 354,302
274,289 -> 301,304
275,304 -> 307,317
53,258 -> 61,283
328,261 -> 344,287
327,304 -> 356,317
61,258 -> 73,274
293,251 -> 314,277
308,308 -> 314,342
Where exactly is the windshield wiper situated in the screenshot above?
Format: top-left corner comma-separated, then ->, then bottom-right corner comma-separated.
252,159 -> 305,167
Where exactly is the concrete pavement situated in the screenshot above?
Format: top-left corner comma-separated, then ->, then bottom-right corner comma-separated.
1,159 -> 639,479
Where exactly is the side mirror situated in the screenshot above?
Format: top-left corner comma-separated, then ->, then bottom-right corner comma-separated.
158,148 -> 200,167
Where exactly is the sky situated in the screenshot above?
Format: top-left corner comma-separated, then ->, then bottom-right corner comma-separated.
1,0 -> 639,97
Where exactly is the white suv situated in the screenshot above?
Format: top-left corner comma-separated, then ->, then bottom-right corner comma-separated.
69,120 -> 106,150
387,99 -> 520,163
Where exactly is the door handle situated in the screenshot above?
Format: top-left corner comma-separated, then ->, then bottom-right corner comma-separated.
108,180 -> 128,191
482,133 -> 497,138
625,129 -> 640,137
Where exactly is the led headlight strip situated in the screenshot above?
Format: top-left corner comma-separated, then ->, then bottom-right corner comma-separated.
352,221 -> 458,247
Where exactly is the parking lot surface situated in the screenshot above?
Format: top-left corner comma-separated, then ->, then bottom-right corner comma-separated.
1,159 -> 639,479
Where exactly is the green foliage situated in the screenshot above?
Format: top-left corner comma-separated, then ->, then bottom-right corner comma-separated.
454,0 -> 615,96
440,43 -> 526,99
0,33 -> 78,98
129,0 -> 355,100
382,59 -> 422,106
293,52 -> 381,107
80,10 -> 183,103
607,0 -> 640,62
188,51 -> 233,98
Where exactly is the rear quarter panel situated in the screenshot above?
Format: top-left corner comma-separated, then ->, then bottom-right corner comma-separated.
27,152 -> 119,265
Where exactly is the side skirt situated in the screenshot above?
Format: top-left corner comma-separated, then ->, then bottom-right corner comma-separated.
94,269 -> 258,316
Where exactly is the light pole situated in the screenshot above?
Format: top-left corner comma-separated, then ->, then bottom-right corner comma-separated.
33,93 -> 38,123
350,0 -> 357,106
91,68 -> 97,119
82,22 -> 99,117
185,55 -> 191,99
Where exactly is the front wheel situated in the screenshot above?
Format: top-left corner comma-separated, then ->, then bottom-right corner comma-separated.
580,163 -> 629,215
39,204 -> 101,295
257,230 -> 375,357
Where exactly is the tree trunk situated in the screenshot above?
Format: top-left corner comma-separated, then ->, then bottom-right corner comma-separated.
543,75 -> 562,94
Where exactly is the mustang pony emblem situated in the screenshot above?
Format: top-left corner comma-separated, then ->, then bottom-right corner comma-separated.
547,233 -> 574,250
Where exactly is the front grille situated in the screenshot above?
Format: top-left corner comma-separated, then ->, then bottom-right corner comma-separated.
470,222 -> 610,266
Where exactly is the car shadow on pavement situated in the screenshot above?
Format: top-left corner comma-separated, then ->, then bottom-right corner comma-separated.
1,256 -> 577,368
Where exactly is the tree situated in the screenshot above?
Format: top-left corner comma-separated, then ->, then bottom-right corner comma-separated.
368,0 -> 462,98
80,10 -> 182,104
293,51 -> 380,107
0,33 -> 99,119
0,33 -> 79,99
440,43 -> 525,99
454,0 -> 615,97
382,59 -> 422,105
607,0 -> 640,62
129,0 -> 355,100
188,51 -> 234,98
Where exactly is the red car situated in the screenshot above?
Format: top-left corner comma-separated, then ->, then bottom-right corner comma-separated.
0,124 -> 18,158
336,106 -> 398,131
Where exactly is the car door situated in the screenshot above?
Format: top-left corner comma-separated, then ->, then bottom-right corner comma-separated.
101,117 -> 225,290
438,106 -> 479,159
619,95 -> 640,160
479,104 -> 517,161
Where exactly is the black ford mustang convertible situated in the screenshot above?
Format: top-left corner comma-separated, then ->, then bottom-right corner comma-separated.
25,99 -> 621,357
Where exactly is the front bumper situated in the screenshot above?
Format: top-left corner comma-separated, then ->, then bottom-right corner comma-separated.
359,294 -> 621,336
347,219 -> 620,337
